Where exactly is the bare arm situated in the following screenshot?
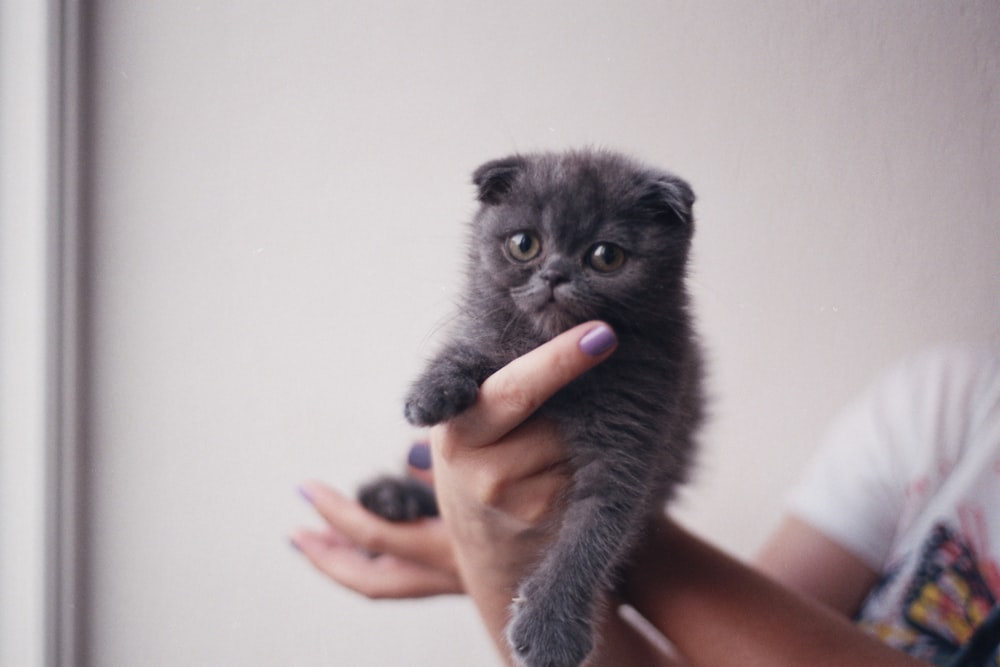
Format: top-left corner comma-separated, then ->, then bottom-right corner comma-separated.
755,515 -> 881,617
626,517 -> 928,667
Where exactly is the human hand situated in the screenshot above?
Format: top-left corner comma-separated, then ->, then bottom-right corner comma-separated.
291,454 -> 462,599
426,322 -> 618,651
291,322 -> 617,654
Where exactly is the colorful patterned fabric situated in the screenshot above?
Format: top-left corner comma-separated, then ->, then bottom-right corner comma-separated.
788,346 -> 1000,664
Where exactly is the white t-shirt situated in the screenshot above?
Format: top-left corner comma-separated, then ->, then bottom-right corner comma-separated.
787,345 -> 1000,664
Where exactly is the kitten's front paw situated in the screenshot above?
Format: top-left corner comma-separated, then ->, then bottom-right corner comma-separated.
357,476 -> 438,522
506,592 -> 594,667
403,374 -> 479,426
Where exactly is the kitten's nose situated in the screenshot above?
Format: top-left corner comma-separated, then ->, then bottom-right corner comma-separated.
539,268 -> 569,286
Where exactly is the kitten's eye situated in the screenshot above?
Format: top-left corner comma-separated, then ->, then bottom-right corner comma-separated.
586,242 -> 627,273
506,232 -> 542,262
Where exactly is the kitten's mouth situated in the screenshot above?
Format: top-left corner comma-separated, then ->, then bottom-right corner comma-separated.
534,287 -> 565,312
527,291 -> 586,337
511,284 -> 589,337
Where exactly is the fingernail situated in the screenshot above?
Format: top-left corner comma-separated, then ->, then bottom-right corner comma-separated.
579,324 -> 617,356
407,442 -> 432,470
298,486 -> 314,505
289,537 -> 302,553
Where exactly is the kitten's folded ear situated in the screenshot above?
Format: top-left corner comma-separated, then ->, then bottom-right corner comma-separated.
639,171 -> 697,230
472,156 -> 528,205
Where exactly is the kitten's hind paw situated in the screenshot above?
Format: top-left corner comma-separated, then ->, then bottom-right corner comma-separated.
357,475 -> 438,522
507,595 -> 594,667
403,375 -> 479,426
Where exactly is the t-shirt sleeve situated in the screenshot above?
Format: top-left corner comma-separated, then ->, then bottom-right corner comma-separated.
786,346 -> 999,571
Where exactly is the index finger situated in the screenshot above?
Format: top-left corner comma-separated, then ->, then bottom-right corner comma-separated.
440,321 -> 617,448
299,481 -> 454,569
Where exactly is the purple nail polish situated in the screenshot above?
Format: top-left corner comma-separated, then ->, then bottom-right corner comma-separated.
579,324 -> 617,356
298,486 -> 314,505
407,442 -> 432,470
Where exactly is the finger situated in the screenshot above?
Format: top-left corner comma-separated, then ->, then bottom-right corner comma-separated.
291,528 -> 462,598
300,481 -> 453,569
489,462 -> 570,525
486,418 -> 568,479
405,441 -> 434,487
441,321 -> 617,450
461,418 -> 572,521
459,418 -> 568,497
406,466 -> 434,487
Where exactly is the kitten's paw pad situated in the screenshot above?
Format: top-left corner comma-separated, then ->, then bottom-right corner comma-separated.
507,596 -> 594,667
403,377 -> 479,426
357,476 -> 438,522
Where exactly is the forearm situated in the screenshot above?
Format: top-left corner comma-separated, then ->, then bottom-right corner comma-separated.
754,515 -> 881,616
626,517 -> 928,667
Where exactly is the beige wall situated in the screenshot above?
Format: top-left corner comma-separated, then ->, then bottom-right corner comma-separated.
79,1 -> 1000,665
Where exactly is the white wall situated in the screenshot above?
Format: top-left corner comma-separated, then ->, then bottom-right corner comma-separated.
78,1 -> 1000,665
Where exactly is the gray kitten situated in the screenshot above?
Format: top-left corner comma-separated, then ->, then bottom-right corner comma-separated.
360,149 -> 703,667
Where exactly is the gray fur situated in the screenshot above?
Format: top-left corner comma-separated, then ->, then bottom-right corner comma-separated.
361,148 -> 704,667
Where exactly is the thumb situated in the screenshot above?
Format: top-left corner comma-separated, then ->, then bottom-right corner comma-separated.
406,441 -> 434,487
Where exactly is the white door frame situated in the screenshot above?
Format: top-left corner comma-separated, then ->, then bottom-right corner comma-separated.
0,1 -> 83,665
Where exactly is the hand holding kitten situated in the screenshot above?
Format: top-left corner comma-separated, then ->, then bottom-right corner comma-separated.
293,322 -> 615,607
